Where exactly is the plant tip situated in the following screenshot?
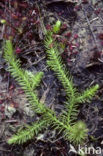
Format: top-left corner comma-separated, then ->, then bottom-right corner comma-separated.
95,84 -> 99,89
52,20 -> 61,33
0,19 -> 6,24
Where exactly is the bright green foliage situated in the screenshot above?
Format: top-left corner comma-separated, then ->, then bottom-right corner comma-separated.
67,121 -> 88,144
4,40 -> 44,91
4,40 -> 79,145
8,120 -> 47,144
45,21 -> 99,141
45,21 -> 99,125
63,84 -> 99,124
52,20 -> 61,33
76,84 -> 99,103
4,40 -> 46,113
45,34 -> 76,100
4,21 -> 99,146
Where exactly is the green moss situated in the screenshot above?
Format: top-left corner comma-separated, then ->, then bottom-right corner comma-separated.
4,21 -> 99,145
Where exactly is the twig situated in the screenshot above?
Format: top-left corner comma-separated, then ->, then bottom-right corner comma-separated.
5,120 -> 18,123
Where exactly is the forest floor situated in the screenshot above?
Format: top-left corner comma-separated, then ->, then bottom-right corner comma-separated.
0,0 -> 103,156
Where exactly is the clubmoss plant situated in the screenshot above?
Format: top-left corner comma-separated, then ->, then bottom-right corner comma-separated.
45,20 -> 99,126
4,21 -> 99,145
